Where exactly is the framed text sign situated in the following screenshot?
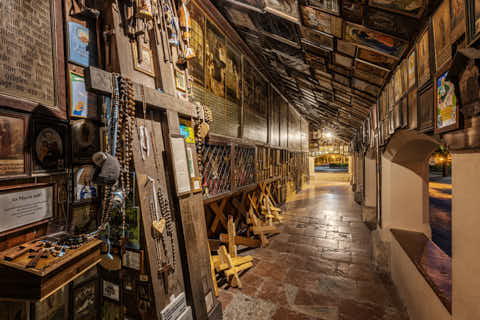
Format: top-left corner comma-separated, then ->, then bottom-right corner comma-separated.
0,0 -> 55,107
0,186 -> 54,233
170,136 -> 192,195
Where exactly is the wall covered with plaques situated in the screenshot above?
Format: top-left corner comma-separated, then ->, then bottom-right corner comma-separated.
188,1 -> 307,149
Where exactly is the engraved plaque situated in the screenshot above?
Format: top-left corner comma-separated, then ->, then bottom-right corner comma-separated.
0,0 -> 55,106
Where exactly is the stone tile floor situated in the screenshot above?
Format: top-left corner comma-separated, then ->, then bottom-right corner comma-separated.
218,178 -> 409,320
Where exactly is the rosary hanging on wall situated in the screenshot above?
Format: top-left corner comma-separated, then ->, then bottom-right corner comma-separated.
194,102 -> 213,174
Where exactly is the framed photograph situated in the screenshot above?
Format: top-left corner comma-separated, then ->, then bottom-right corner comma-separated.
369,0 -> 425,18
344,22 -> 408,58
35,286 -> 67,320
341,0 -> 364,24
407,49 -> 416,89
123,250 -> 142,270
419,84 -> 434,131
356,47 -> 397,69
432,0 -> 452,72
408,88 -> 418,129
304,0 -> 340,15
365,7 -> 416,39
73,165 -> 97,202
68,21 -> 96,67
450,0 -> 466,43
32,120 -> 66,173
188,2 -> 205,86
416,27 -> 432,88
70,203 -> 97,234
103,281 -> 120,302
337,39 -> 357,57
101,300 -> 122,320
72,119 -> 99,163
264,0 -> 300,23
435,68 -> 460,133
0,109 -> 29,178
132,41 -> 155,77
301,27 -> 334,50
70,72 -> 97,119
72,278 -> 98,320
175,69 -> 187,92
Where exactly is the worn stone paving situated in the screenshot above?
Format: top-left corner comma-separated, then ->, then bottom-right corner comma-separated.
218,177 -> 409,320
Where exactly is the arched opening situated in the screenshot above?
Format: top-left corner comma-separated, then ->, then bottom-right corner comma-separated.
428,147 -> 452,256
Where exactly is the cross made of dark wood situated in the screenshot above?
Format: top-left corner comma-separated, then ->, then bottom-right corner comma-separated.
158,264 -> 172,295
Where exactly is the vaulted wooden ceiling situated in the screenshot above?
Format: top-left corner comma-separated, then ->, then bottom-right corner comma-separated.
212,0 -> 438,140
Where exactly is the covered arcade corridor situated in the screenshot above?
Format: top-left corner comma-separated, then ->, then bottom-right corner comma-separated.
218,176 -> 408,320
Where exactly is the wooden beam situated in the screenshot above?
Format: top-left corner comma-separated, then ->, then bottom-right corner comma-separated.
219,234 -> 261,248
85,66 -> 195,117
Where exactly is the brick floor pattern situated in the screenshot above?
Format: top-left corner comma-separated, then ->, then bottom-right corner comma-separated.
218,179 -> 409,320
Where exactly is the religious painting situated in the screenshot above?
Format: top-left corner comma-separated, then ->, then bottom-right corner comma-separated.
365,7 -> 416,39
301,27 -> 334,50
101,300 -> 122,320
388,80 -> 395,110
70,72 -> 97,119
342,0 -> 364,24
466,0 -> 480,44
224,4 -> 256,30
243,60 -> 255,108
334,73 -> 350,86
337,39 -> 357,57
33,120 -> 66,173
432,0 -> 452,72
334,53 -> 354,69
68,21 -> 96,67
355,59 -> 389,79
224,0 -> 265,10
256,77 -> 269,116
408,88 -> 418,129
188,2 -> 205,86
70,203 -> 97,234
356,47 -> 397,69
0,110 -> 28,177
329,63 -> 351,76
131,41 -> 155,77
394,68 -> 403,102
419,85 -> 434,131
401,60 -> 408,96
72,278 -> 97,320
264,0 -> 301,23
435,69 -> 459,133
344,23 -> 408,58
73,165 -> 97,202
72,119 -> 99,163
304,0 -> 340,15
369,0 -> 425,18
352,78 -> 379,96
450,0 -> 466,42
416,27 -> 431,88
35,286 -> 66,320
301,6 -> 342,37
175,69 -> 187,92
206,20 -> 226,98
408,50 -> 416,88
225,44 -> 242,105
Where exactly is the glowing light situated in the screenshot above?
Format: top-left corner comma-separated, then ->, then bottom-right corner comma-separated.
325,132 -> 333,138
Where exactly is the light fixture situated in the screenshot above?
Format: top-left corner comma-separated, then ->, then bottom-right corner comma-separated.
325,132 -> 332,138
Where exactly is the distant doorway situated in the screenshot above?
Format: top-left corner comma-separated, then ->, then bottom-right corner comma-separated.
314,154 -> 348,173
428,147 -> 452,256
